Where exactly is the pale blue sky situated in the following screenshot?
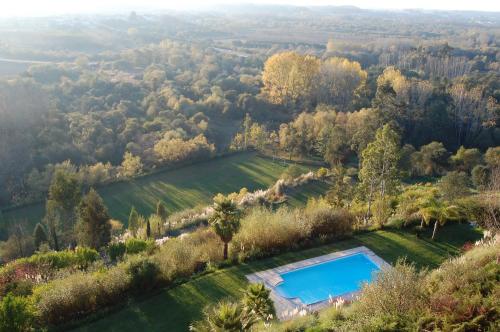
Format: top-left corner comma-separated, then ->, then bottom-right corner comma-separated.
2,0 -> 499,17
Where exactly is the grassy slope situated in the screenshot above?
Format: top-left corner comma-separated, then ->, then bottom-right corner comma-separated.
285,180 -> 331,208
73,223 -> 482,332
2,153 -> 315,230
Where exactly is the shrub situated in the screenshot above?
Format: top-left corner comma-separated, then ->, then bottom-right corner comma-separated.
0,234 -> 35,262
107,242 -> 126,261
154,228 -> 222,282
191,301 -> 250,332
0,294 -> 34,332
424,241 -> 500,330
484,146 -> 500,168
471,164 -> 490,189
24,248 -> 98,270
74,247 -> 100,269
316,167 -> 328,179
126,257 -> 160,291
438,171 -> 471,201
125,238 -> 155,255
0,248 -> 100,297
242,283 -> 275,321
371,197 -> 393,228
304,206 -> 354,239
34,273 -> 97,325
232,207 -> 306,260
33,264 -> 131,326
353,260 -> 425,324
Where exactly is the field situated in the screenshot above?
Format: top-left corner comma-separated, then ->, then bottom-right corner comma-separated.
73,223 -> 482,332
1,153 -> 321,230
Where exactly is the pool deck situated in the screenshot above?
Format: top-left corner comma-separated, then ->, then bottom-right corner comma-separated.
245,246 -> 390,320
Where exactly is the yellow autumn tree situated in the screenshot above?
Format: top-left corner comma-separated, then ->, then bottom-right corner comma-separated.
262,52 -> 320,106
316,57 -> 367,110
376,66 -> 410,104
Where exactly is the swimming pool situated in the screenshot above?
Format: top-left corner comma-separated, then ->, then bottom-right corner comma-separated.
275,252 -> 380,305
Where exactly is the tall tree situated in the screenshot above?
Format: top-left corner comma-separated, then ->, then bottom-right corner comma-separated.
209,198 -> 241,260
243,113 -> 252,150
373,67 -> 409,131
43,200 -> 61,251
43,170 -> 81,250
359,124 -> 401,223
33,223 -> 48,250
120,152 -> 143,177
156,200 -> 168,230
76,189 -> 111,249
146,219 -> 151,239
450,146 -> 482,173
128,207 -> 140,237
438,171 -> 471,201
262,51 -> 320,107
316,57 -> 367,111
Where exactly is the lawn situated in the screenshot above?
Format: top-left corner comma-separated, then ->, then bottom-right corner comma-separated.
73,223 -> 482,332
2,153 -> 317,231
285,180 -> 331,208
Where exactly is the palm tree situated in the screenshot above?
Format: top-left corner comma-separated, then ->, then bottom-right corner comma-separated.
209,198 -> 241,260
398,185 -> 439,228
190,301 -> 253,332
420,198 -> 460,240
242,283 -> 275,321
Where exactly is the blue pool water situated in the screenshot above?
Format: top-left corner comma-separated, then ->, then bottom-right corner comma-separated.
275,253 -> 380,305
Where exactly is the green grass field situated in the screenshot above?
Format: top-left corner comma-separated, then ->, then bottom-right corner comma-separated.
1,153 -> 319,231
285,180 -> 331,208
73,223 -> 482,332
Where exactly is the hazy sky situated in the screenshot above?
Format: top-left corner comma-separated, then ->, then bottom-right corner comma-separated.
2,0 -> 499,17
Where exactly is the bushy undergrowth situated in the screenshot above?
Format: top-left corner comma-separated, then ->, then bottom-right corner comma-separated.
154,227 -> 223,281
124,238 -> 155,255
0,293 -> 34,332
233,207 -> 306,260
233,201 -> 354,261
33,264 -> 131,325
27,227 -> 223,327
0,248 -> 99,297
424,242 -> 500,331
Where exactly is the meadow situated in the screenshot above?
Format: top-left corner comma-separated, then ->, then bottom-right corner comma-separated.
73,223 -> 482,332
1,153 -> 320,230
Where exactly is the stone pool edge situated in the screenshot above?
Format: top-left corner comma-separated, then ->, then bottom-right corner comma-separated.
245,246 -> 390,320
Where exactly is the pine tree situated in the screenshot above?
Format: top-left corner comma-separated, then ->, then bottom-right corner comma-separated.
243,113 -> 252,149
146,219 -> 151,239
76,189 -> 111,249
156,200 -> 168,229
33,223 -> 48,250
